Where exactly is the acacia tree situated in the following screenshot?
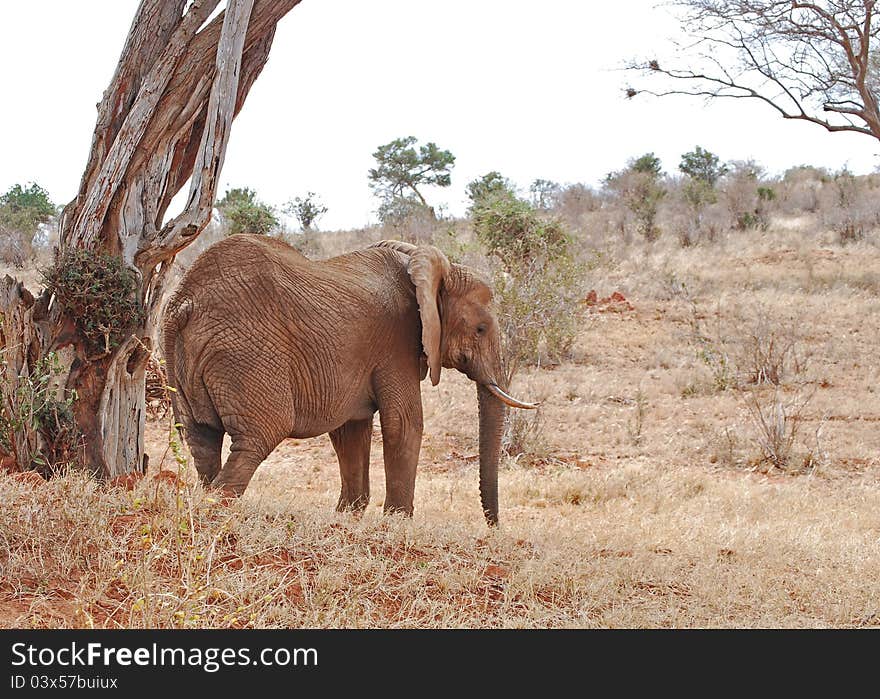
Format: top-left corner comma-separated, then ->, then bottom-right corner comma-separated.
0,0 -> 301,477
628,1 -> 880,141
368,136 -> 455,220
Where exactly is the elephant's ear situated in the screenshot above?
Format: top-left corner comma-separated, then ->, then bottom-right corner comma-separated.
407,246 -> 450,386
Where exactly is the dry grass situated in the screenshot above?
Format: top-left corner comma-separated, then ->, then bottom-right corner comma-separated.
2,217 -> 880,628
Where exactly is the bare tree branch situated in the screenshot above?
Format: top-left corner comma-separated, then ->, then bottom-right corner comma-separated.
142,0 -> 256,263
627,1 -> 880,141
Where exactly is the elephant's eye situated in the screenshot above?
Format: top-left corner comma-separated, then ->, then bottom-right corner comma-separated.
476,324 -> 487,336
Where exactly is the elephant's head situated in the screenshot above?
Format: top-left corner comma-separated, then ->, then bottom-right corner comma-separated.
371,240 -> 538,525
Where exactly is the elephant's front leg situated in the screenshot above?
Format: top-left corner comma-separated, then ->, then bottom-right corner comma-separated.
329,417 -> 373,513
378,393 -> 423,517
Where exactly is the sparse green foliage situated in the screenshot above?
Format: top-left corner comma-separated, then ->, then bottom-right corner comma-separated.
216,187 -> 278,236
0,351 -> 78,472
472,195 -> 570,272
466,171 -> 516,212
472,194 -> 582,387
0,182 -> 56,263
675,148 -> 728,240
41,249 -> 144,354
369,136 -> 455,222
284,191 -> 327,232
631,153 -> 663,178
682,178 -> 717,210
688,301 -> 735,392
0,183 -> 56,236
679,146 -> 727,187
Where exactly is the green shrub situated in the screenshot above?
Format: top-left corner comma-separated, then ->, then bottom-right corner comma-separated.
0,351 -> 78,472
217,187 -> 278,236
465,171 -> 516,214
0,183 -> 55,235
41,249 -> 144,354
472,195 -> 570,272
472,195 -> 583,381
0,182 -> 56,263
679,146 -> 727,187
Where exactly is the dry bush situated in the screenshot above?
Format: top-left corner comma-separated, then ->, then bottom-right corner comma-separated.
145,356 -> 171,420
739,315 -> 809,386
777,166 -> 829,215
657,172 -> 740,247
374,205 -> 449,245
819,169 -> 880,244
686,299 -> 809,394
503,407 -> 550,465
721,161 -> 777,232
739,385 -> 819,472
627,388 -> 648,446
553,183 -> 601,229
603,170 -> 666,241
0,225 -> 32,268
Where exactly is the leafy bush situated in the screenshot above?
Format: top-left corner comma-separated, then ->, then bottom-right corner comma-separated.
0,351 -> 78,472
0,183 -> 55,235
465,171 -> 516,213
679,146 -> 727,187
41,249 -> 144,354
216,187 -> 278,236
472,195 -> 570,273
0,182 -> 56,264
376,194 -> 435,228
472,195 -> 582,378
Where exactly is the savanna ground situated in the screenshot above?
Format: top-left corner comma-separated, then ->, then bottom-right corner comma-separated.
2,216 -> 879,628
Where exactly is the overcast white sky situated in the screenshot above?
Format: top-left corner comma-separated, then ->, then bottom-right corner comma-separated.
1,0 -> 877,231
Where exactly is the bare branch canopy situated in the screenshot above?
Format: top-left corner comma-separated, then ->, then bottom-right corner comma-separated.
626,0 -> 880,141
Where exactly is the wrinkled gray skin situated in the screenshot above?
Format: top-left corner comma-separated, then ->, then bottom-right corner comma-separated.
162,234 -> 535,525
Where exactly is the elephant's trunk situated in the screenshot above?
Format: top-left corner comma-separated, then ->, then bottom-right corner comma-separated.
478,382 -> 506,526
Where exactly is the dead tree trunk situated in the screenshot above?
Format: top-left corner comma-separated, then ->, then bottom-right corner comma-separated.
0,0 -> 301,477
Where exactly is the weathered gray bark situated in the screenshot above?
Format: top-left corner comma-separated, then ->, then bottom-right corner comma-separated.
0,0 -> 301,476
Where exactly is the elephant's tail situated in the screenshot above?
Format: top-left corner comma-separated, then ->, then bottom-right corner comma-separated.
161,295 -> 195,425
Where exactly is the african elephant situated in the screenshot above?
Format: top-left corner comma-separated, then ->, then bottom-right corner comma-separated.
161,234 -> 536,524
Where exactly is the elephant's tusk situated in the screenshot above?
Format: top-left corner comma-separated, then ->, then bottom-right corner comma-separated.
485,383 -> 539,410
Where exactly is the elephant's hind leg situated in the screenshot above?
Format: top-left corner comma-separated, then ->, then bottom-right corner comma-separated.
329,418 -> 373,513
183,423 -> 223,485
212,430 -> 283,497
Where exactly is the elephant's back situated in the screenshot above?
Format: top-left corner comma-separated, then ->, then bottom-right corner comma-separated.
181,234 -> 307,286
